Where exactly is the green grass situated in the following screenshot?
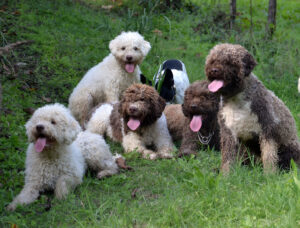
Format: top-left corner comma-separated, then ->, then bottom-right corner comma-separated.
1,0 -> 300,227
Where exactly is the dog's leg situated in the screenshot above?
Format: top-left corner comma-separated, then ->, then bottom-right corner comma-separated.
6,184 -> 40,211
260,136 -> 278,173
155,133 -> 174,159
96,155 -> 119,179
122,132 -> 157,160
153,122 -> 174,159
97,167 -> 118,179
219,120 -> 238,174
69,92 -> 94,128
55,175 -> 81,200
179,128 -> 198,157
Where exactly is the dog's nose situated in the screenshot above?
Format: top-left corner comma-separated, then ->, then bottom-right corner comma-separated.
191,104 -> 197,110
211,68 -> 219,74
36,124 -> 44,132
126,56 -> 133,61
129,106 -> 137,113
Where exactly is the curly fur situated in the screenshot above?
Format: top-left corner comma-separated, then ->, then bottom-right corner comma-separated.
68,31 -> 151,126
75,131 -> 120,179
164,80 -> 220,156
7,104 -> 123,211
205,43 -> 300,174
86,84 -> 175,160
7,104 -> 84,211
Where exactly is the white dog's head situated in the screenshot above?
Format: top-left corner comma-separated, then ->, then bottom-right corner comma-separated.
25,103 -> 82,152
109,31 -> 151,73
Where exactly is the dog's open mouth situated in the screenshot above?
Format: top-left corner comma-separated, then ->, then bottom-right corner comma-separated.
125,62 -> 136,73
190,115 -> 202,132
34,134 -> 55,153
208,80 -> 224,93
127,117 -> 141,131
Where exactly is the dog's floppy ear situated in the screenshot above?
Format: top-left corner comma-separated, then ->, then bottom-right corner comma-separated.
25,117 -> 35,143
153,95 -> 166,119
242,51 -> 257,76
163,69 -> 174,87
181,89 -> 191,118
109,36 -> 119,56
140,39 -> 151,57
143,88 -> 166,125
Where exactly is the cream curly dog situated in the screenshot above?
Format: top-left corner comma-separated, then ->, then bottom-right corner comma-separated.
7,104 -> 121,211
86,84 -> 175,160
7,104 -> 84,211
69,31 -> 151,126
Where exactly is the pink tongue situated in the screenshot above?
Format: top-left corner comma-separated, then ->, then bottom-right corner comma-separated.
208,80 -> 224,93
127,118 -> 141,131
35,138 -> 46,153
125,64 -> 135,73
190,115 -> 202,132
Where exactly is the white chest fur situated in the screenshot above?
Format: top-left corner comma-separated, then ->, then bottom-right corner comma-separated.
220,94 -> 262,140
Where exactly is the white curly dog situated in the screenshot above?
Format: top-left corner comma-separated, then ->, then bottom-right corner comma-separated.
7,103 -> 120,211
68,31 -> 151,126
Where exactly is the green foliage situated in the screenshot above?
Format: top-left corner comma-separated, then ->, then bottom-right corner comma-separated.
0,0 -> 300,226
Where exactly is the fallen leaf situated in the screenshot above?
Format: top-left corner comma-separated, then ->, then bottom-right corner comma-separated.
23,107 -> 35,115
131,188 -> 139,198
195,53 -> 202,58
116,157 -> 133,170
12,11 -> 21,15
0,5 -> 7,11
153,29 -> 163,36
101,5 -> 114,10
24,69 -> 34,75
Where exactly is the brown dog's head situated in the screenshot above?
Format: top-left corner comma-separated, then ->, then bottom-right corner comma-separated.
182,81 -> 220,132
205,43 -> 256,97
119,83 -> 166,131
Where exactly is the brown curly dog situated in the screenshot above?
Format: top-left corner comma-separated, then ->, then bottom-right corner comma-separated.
164,80 -> 220,157
86,83 -> 175,160
206,43 -> 300,174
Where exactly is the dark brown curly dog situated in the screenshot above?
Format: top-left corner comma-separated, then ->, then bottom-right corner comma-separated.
86,83 -> 175,160
206,43 -> 300,174
164,80 -> 220,157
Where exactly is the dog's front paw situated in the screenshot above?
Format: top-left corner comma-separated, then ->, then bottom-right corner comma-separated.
159,151 -> 173,159
6,202 -> 17,212
142,150 -> 157,160
178,149 -> 197,158
55,180 -> 69,200
97,170 -> 113,179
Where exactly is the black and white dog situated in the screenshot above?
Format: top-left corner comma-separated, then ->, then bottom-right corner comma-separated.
140,59 -> 190,104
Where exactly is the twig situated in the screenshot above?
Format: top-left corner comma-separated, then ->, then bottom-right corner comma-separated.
0,40 -> 34,56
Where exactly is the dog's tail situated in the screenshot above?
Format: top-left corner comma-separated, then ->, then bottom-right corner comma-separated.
114,154 -> 133,170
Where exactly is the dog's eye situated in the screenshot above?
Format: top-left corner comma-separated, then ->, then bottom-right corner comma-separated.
121,47 -> 126,50
134,47 -> 138,51
51,120 -> 56,125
